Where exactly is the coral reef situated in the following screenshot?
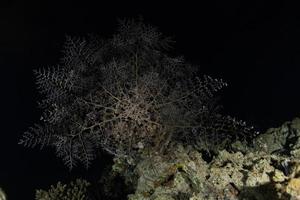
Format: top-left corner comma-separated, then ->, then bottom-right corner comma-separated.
109,118 -> 300,200
32,118 -> 300,199
118,146 -> 300,200
20,18 -> 300,199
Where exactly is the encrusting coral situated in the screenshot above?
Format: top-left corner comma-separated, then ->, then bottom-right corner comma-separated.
35,179 -> 90,200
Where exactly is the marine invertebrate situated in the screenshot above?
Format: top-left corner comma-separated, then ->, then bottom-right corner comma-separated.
35,179 -> 90,200
19,18 -> 256,169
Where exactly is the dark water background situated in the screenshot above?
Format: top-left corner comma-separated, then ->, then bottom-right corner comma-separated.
1,1 -> 299,199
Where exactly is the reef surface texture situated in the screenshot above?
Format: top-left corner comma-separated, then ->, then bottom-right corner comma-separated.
111,118 -> 300,200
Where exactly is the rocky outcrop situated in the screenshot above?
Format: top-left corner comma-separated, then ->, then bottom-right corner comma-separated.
32,118 -> 300,199
254,118 -> 300,158
117,146 -> 300,200
112,118 -> 300,200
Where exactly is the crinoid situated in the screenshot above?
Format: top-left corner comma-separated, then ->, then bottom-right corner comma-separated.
19,18 -> 257,169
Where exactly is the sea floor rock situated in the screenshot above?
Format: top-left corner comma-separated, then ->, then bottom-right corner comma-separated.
122,147 -> 300,199
108,118 -> 300,199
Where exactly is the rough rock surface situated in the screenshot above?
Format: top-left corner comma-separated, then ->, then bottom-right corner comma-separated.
111,118 -> 300,200
254,118 -> 300,158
